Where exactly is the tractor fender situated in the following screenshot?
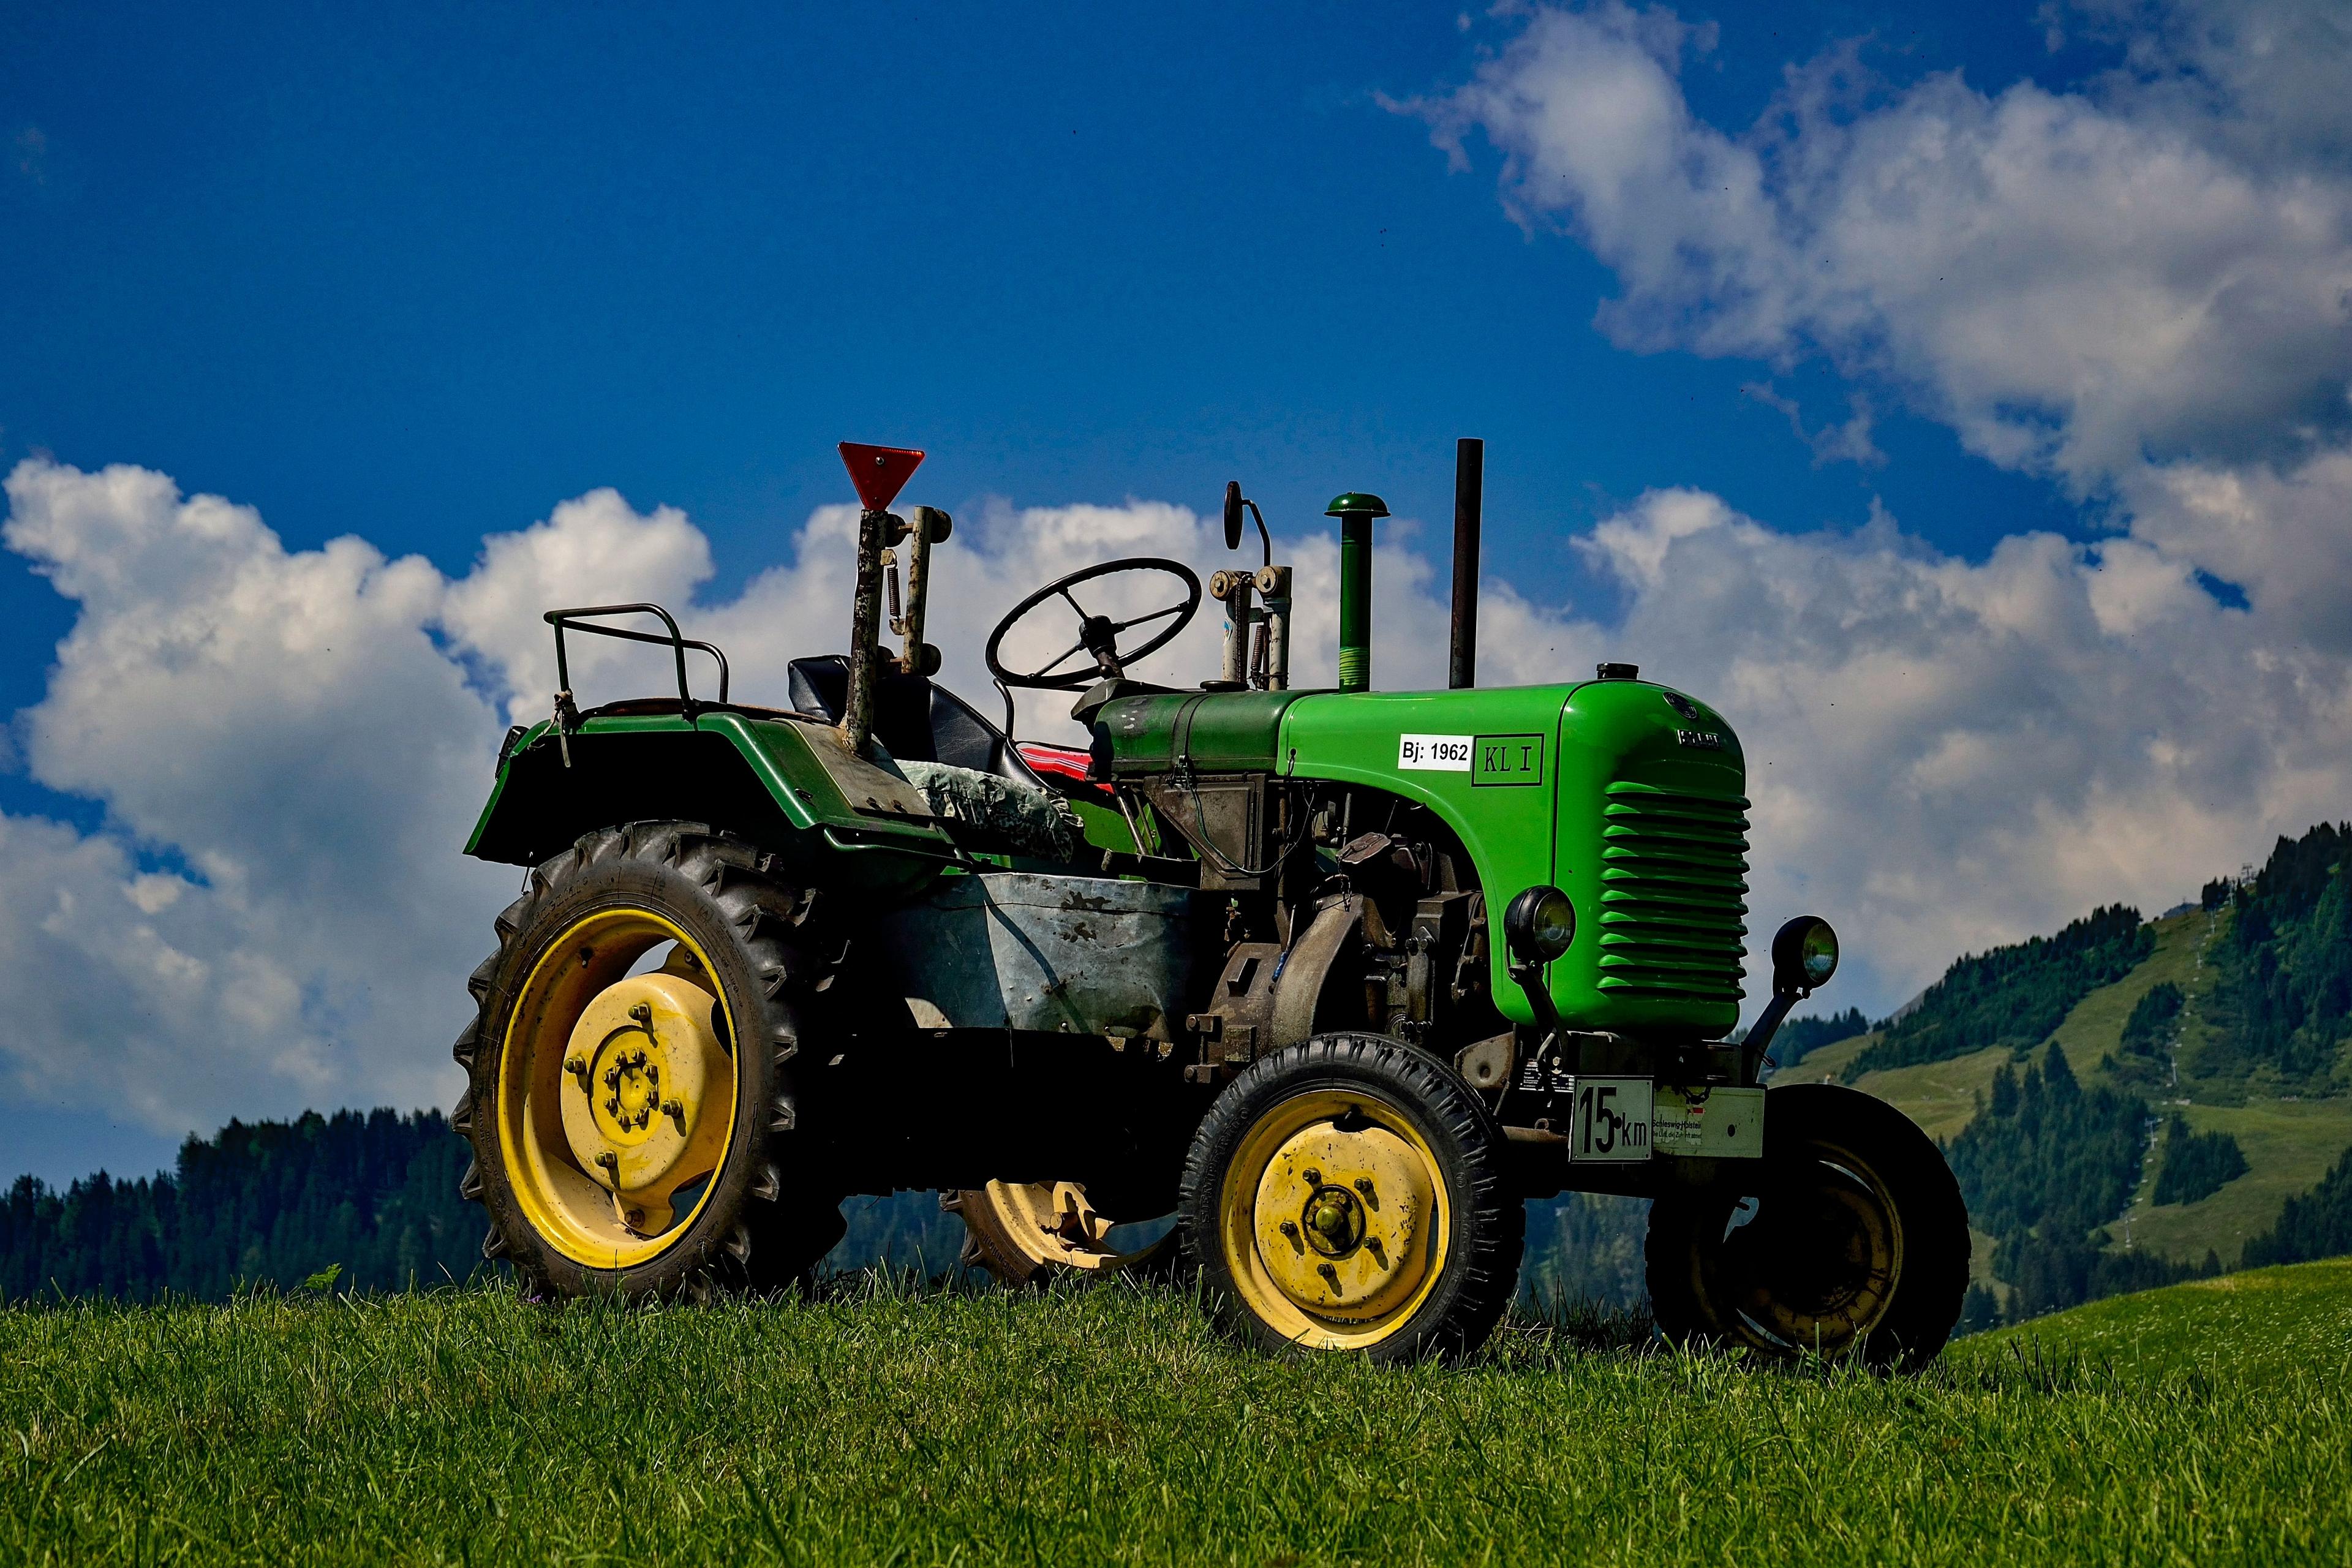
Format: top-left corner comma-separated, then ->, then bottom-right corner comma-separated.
1268,892 -> 1366,1050
465,711 -> 949,899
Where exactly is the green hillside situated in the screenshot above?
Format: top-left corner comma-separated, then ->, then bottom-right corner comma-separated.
1975,1255 -> 2352,1384
1778,835 -> 2352,1327
1846,904 -> 2154,1077
4,1272 -> 2348,1566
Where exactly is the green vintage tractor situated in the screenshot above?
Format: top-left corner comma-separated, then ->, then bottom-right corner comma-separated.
452,439 -> 1967,1366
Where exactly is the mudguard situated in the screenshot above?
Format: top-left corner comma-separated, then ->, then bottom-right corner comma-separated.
466,709 -> 952,896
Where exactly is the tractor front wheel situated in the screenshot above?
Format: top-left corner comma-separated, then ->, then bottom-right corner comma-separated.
1178,1034 -> 1521,1360
451,821 -> 845,1300
1645,1082 -> 1968,1370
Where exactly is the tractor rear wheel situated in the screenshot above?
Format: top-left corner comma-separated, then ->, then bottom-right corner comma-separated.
1178,1033 -> 1521,1361
1645,1082 -> 1968,1370
944,1182 -> 1177,1284
452,821 -> 845,1300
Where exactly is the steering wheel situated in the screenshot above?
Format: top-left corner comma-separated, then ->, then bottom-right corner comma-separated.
985,557 -> 1203,691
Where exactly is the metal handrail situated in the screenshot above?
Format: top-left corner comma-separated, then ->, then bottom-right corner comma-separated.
543,603 -> 731,714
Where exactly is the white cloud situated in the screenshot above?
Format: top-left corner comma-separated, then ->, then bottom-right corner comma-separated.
0,461 -> 514,1136
9,450 -> 2350,1138
12,7 -> 2352,1127
1404,2 -> 2352,481
0,462 -> 1497,1138
1373,0 -> 2352,993
1400,1 -> 2352,658
1574,488 -> 2350,994
1740,383 -> 1886,468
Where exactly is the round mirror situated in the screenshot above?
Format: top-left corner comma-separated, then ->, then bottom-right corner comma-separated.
1223,480 -> 1245,551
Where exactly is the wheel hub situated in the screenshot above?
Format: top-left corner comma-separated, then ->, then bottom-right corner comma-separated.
1720,1158 -> 1901,1351
1252,1118 -> 1436,1322
556,971 -> 730,1226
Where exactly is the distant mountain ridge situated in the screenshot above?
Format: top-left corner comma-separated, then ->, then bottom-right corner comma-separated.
1847,905 -> 2154,1079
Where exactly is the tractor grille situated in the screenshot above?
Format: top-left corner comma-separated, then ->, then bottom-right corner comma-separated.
1595,782 -> 1749,1003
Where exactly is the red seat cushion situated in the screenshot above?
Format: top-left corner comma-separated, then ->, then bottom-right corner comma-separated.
1015,741 -> 1112,801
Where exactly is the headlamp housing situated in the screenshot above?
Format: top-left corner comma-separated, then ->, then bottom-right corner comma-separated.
1771,915 -> 1839,996
1504,885 -> 1577,963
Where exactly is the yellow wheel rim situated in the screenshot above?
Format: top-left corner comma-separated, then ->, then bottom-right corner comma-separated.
1718,1139 -> 1903,1355
946,1181 -> 1171,1281
496,907 -> 740,1270
1219,1090 -> 1450,1351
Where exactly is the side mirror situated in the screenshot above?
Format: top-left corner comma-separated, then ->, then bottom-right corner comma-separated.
1223,480 -> 1245,551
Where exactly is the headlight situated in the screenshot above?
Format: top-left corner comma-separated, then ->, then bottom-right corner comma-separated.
1771,915 -> 1839,994
1504,885 -> 1577,962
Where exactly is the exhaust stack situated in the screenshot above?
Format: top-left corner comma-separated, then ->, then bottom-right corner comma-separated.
1450,437 -> 1482,689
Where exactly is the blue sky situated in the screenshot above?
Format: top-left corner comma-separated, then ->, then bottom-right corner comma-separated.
5,1 -> 2349,1184
0,2 -> 2084,659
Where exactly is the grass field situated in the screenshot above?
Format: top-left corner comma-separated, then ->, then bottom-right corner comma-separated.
6,1265 -> 2348,1566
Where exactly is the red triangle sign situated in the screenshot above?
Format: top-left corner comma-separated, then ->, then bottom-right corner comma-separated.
839,442 -> 925,512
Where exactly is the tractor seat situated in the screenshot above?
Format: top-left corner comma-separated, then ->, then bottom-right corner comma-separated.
1014,741 -> 1116,805
786,656 -> 1048,792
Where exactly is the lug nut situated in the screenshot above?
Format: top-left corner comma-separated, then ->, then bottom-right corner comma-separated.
662,1097 -> 684,1121
629,1002 -> 652,1024
1354,1177 -> 1375,1199
1317,1262 -> 1339,1282
604,1068 -> 619,1089
1278,1220 -> 1299,1239
605,1096 -> 620,1117
1302,1167 -> 1322,1187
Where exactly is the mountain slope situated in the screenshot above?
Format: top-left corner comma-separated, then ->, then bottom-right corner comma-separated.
1972,1256 -> 2352,1384
1776,830 -> 2352,1326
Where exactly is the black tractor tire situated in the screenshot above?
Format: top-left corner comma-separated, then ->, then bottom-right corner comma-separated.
452,821 -> 845,1300
1646,1082 -> 1969,1371
1178,1033 -> 1523,1362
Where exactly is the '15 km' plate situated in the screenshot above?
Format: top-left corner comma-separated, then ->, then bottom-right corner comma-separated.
1564,1077 -> 1653,1162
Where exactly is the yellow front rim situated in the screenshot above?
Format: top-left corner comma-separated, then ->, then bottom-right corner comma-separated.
1719,1139 -> 1904,1355
1219,1090 -> 1451,1351
496,908 -> 740,1270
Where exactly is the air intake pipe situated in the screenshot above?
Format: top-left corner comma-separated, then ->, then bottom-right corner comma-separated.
1325,491 -> 1389,693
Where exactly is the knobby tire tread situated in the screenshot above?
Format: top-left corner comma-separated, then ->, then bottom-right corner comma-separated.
1178,1033 -> 1523,1363
453,820 -> 841,1302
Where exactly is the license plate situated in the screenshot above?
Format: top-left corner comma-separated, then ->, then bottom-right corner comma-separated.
1564,1076 -> 1653,1162
1652,1085 -> 1765,1158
